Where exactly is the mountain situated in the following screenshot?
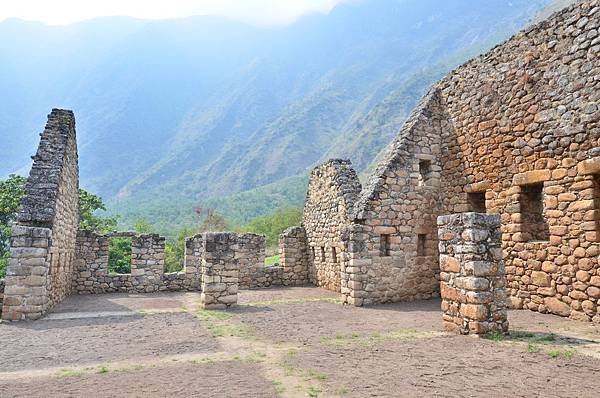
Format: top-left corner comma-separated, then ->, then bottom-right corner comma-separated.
0,0 -> 566,232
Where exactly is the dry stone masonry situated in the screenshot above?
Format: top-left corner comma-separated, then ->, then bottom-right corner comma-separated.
5,1 -> 599,327
2,109 -> 79,320
299,0 -> 600,324
438,213 -> 509,334
200,233 -> 240,309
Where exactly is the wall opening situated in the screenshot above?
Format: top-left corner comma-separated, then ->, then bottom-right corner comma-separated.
380,234 -> 391,257
417,234 -> 427,257
331,247 -> 338,263
468,191 -> 486,213
418,159 -> 432,187
108,237 -> 132,274
593,174 -> 600,241
311,246 -> 316,262
520,183 -> 549,242
321,247 -> 326,262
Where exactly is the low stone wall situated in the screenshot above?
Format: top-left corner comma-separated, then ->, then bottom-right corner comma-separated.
438,213 -> 508,334
74,231 -> 197,293
279,226 -> 310,286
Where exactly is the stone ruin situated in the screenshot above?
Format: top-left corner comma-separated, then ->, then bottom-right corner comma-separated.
1,0 -> 599,332
299,0 -> 600,327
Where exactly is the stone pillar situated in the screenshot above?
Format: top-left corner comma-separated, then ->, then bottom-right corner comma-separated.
279,226 -> 310,286
1,225 -> 52,320
200,233 -> 239,309
131,234 -> 165,292
437,212 -> 508,334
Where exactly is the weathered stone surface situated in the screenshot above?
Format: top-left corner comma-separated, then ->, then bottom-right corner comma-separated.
438,213 -> 508,334
2,109 -> 79,321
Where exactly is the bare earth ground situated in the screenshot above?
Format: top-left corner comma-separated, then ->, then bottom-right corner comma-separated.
1,287 -> 599,397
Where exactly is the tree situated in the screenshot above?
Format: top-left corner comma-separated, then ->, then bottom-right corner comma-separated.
134,218 -> 154,234
0,175 -> 118,278
194,206 -> 229,232
78,189 -> 119,233
0,175 -> 27,278
241,207 -> 303,248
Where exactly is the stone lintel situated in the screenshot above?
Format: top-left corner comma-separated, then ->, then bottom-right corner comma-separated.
512,170 -> 551,186
577,157 -> 600,176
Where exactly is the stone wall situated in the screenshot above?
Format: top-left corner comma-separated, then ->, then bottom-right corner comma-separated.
303,159 -> 361,292
200,232 -> 239,309
278,226 -> 310,286
310,0 -> 600,322
437,0 -> 600,321
0,279 -> 4,316
339,91 -> 444,306
438,213 -> 509,334
74,231 -> 196,293
73,230 -> 310,294
2,109 -> 79,320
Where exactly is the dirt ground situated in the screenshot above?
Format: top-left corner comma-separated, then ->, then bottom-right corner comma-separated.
1,287 -> 599,397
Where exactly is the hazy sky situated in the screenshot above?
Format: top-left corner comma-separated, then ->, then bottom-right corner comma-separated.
0,0 -> 351,26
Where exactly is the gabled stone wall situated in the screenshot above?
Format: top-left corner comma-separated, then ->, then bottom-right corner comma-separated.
2,109 -> 79,320
303,159 -> 361,292
437,0 -> 600,321
339,91 -> 444,305
307,0 -> 600,322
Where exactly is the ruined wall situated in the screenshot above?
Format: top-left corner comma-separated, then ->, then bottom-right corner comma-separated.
0,279 -> 4,316
278,226 -> 310,286
438,0 -> 600,321
200,232 -> 239,309
438,213 -> 509,334
73,231 -> 309,293
340,92 -> 444,306
74,232 -> 198,293
2,109 -> 79,320
303,160 -> 361,292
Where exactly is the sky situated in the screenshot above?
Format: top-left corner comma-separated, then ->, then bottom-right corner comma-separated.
0,0 -> 351,26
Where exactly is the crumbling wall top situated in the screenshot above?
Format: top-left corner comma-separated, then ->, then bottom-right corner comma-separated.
17,108 -> 78,227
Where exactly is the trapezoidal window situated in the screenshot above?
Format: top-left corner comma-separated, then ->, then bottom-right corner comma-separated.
520,183 -> 549,242
331,247 -> 338,263
417,234 -> 427,257
468,191 -> 487,213
418,159 -> 432,187
321,247 -> 326,262
108,237 -> 132,274
311,246 -> 316,261
380,234 -> 391,257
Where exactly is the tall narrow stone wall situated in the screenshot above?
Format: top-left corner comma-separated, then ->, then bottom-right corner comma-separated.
279,226 -> 310,286
340,91 -> 444,306
200,233 -> 239,309
303,159 -> 361,292
2,109 -> 79,320
438,213 -> 508,334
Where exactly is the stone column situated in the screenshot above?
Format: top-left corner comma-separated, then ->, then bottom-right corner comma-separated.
1,225 -> 52,320
437,212 -> 508,334
279,226 -> 310,286
200,233 -> 239,309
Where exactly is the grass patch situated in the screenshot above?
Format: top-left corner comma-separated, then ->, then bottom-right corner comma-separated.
303,369 -> 327,381
335,386 -> 350,395
265,255 -> 280,267
195,309 -> 254,339
190,357 -> 215,365
272,380 -> 286,394
98,365 -> 110,374
57,369 -> 83,378
486,330 -> 576,358
244,297 -> 342,307
241,352 -> 267,364
307,386 -> 322,397
322,329 -> 434,347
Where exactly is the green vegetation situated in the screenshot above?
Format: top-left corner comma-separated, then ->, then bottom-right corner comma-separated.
0,175 -> 26,278
108,237 -> 132,274
241,207 -> 302,248
195,309 -> 254,339
264,254 -> 280,267
0,175 -> 117,278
